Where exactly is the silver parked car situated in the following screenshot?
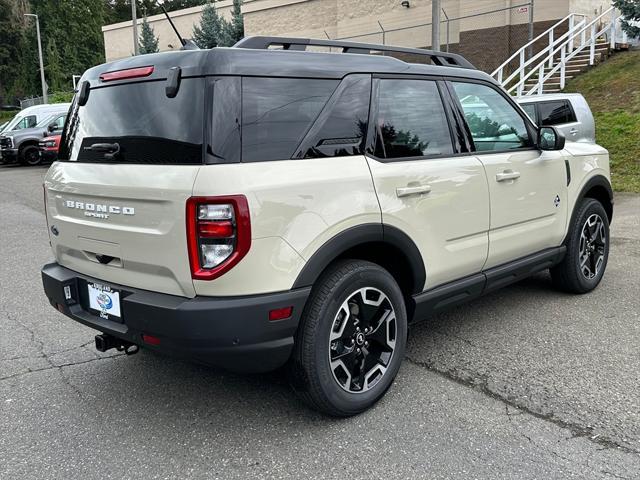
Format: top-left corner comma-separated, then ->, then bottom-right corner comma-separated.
517,93 -> 595,143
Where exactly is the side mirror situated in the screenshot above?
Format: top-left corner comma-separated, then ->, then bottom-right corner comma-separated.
538,126 -> 565,151
47,124 -> 56,132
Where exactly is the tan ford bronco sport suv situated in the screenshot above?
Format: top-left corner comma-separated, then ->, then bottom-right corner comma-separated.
41,37 -> 613,416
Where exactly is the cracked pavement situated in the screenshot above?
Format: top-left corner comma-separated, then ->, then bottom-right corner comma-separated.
1,165 -> 639,479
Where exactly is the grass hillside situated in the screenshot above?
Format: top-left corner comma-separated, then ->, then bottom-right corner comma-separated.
564,49 -> 640,192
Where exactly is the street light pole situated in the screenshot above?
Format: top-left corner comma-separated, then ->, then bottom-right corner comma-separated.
132,0 -> 139,55
431,0 -> 440,51
24,13 -> 47,104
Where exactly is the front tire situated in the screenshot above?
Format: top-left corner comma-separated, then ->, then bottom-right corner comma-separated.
551,198 -> 610,293
290,260 -> 407,416
19,145 -> 42,166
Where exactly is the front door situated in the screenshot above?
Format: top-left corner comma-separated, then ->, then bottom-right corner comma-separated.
366,78 -> 490,291
449,81 -> 568,269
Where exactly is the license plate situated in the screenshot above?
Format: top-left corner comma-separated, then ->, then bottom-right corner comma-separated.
87,282 -> 121,320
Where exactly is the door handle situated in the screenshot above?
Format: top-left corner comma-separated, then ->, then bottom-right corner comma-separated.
495,170 -> 521,182
396,184 -> 432,198
569,128 -> 578,135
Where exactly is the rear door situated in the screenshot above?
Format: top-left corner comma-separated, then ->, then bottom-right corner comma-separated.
45,77 -> 206,297
365,77 -> 490,290
449,81 -> 568,269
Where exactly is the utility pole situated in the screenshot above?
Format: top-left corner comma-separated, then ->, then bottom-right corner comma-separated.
431,0 -> 440,51
132,0 -> 139,55
24,14 -> 47,104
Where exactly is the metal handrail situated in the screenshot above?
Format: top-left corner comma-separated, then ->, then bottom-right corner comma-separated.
521,7 -> 619,95
498,20 -> 586,88
491,13 -> 586,82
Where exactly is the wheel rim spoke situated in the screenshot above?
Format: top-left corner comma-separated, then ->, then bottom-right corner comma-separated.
578,213 -> 607,279
328,287 -> 396,394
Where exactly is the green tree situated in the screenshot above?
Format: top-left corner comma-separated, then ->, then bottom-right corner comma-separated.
138,16 -> 159,54
45,37 -> 64,92
192,1 -> 227,48
220,0 -> 243,46
613,0 -> 640,39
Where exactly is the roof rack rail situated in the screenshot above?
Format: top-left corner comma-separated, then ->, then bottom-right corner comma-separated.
233,36 -> 476,70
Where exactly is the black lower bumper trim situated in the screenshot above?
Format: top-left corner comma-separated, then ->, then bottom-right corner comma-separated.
41,263 -> 310,373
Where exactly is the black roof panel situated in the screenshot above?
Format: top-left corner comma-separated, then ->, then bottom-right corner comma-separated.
81,38 -> 496,87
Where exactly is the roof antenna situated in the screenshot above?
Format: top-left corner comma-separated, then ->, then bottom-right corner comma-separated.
160,5 -> 199,50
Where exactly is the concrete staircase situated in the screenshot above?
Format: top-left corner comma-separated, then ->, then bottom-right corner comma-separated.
523,39 -> 612,93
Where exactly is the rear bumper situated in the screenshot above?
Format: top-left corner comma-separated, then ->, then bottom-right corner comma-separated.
41,262 -> 310,373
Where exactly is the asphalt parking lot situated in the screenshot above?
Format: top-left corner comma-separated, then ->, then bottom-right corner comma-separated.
1,164 -> 639,479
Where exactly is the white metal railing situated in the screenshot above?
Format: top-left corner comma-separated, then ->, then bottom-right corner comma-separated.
491,13 -> 586,85
492,6 -> 620,96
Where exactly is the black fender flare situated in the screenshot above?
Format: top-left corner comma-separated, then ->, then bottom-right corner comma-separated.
564,174 -> 613,244
291,223 -> 426,295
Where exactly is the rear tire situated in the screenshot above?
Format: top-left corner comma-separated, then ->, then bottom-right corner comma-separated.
551,198 -> 610,293
19,145 -> 42,166
290,260 -> 407,416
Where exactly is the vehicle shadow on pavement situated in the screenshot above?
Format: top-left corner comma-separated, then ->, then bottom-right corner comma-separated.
65,271 -> 556,423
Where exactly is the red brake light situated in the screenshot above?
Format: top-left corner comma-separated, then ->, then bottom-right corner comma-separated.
198,220 -> 234,238
99,66 -> 154,82
186,196 -> 251,281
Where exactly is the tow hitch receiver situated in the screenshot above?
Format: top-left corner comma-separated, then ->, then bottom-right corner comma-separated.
95,334 -> 139,355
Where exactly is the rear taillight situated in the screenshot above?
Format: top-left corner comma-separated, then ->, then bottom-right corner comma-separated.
186,196 -> 251,280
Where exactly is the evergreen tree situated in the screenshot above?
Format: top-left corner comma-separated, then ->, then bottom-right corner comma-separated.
138,16 -> 159,54
220,0 -> 243,46
192,1 -> 227,49
45,37 -> 64,92
613,0 -> 640,39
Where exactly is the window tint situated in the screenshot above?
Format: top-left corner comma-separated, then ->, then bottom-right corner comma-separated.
14,115 -> 37,130
242,77 -> 338,162
538,100 -> 576,126
295,75 -> 371,159
209,76 -> 241,163
452,82 -> 531,152
374,79 -> 453,159
50,115 -> 66,130
59,78 -> 204,164
520,103 -> 537,123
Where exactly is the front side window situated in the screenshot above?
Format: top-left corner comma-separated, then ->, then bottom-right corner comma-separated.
241,77 -> 338,162
452,82 -> 531,152
520,103 -> 537,124
49,114 -> 66,130
374,79 -> 453,159
13,115 -> 37,130
538,100 -> 576,126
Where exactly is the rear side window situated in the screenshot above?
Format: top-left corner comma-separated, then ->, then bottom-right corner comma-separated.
295,74 -> 371,159
538,100 -> 576,126
241,77 -> 338,162
373,79 -> 453,159
59,78 -> 204,164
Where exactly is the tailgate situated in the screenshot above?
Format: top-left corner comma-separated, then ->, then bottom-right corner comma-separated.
45,162 -> 200,297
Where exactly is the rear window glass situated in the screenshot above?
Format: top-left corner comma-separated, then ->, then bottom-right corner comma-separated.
241,77 -> 338,162
59,79 -> 204,164
538,100 -> 576,126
